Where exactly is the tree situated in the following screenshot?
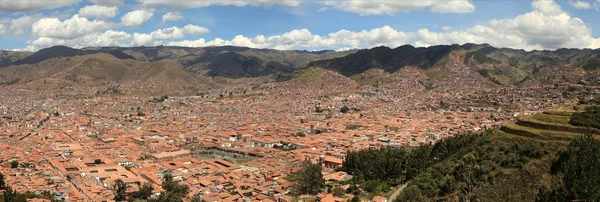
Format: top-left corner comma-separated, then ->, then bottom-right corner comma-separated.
397,186 -> 428,202
294,161 -> 325,195
147,172 -> 189,202
538,133 -> 600,201
333,186 -> 345,197
10,160 -> 18,169
190,193 -> 206,202
340,106 -> 350,113
350,195 -> 361,202
0,173 -> 5,190
113,179 -> 127,202
130,182 -> 154,200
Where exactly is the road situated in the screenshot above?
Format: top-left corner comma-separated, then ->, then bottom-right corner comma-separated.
388,184 -> 407,202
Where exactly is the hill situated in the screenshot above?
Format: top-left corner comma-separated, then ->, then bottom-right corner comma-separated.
334,102 -> 600,202
0,53 -> 215,95
1,43 -> 599,96
393,103 -> 600,201
1,46 -> 356,79
306,43 -> 600,87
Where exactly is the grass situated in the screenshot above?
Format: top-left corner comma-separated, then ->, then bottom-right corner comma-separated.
529,113 -> 571,125
292,67 -> 323,84
501,122 -> 582,141
400,129 -> 566,202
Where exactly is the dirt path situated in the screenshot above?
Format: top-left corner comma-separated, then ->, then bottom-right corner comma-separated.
388,184 -> 407,202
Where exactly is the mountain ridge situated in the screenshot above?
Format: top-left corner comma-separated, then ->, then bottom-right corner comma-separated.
0,44 -> 599,95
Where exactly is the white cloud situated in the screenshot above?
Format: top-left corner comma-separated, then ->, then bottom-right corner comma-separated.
317,7 -> 329,12
165,26 -> 413,50
90,0 -> 123,7
532,0 -> 563,16
0,0 -> 79,12
161,12 -> 184,23
137,0 -> 301,8
132,33 -> 153,46
0,24 -> 5,36
150,26 -> 185,40
183,24 -> 210,35
25,30 -> 132,50
131,25 -> 210,46
323,0 -> 475,15
568,0 -> 592,9
431,0 -> 475,13
15,0 -> 600,52
32,14 -> 112,40
79,5 -> 118,20
164,0 -> 600,51
2,14 -> 42,35
121,10 -> 153,27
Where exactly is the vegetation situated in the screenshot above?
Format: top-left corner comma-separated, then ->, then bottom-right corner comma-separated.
389,105 -> 600,201
148,172 -> 190,202
0,173 -> 4,190
340,106 -> 350,113
529,113 -> 572,125
285,173 -> 298,182
10,161 -> 18,169
129,182 -> 154,201
113,179 -> 127,201
570,105 -> 600,130
0,172 -> 56,202
332,186 -> 345,197
537,134 -> 600,201
341,132 -> 485,199
293,161 -> 325,195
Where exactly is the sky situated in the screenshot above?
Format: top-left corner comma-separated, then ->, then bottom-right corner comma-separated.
0,0 -> 599,52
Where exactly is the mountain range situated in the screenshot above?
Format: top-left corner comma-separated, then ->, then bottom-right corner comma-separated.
0,44 -> 599,95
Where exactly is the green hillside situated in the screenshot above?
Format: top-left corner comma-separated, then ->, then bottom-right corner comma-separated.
393,103 -> 600,201
338,103 -> 600,202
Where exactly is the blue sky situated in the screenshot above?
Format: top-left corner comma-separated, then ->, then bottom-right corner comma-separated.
0,0 -> 599,51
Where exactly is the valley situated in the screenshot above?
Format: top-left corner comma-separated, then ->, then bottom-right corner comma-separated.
0,44 -> 598,202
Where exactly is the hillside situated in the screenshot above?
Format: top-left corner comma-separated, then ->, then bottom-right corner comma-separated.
0,53 -> 215,95
307,43 -> 600,87
392,102 -> 600,201
333,101 -> 600,202
1,46 -> 356,79
0,44 -> 599,96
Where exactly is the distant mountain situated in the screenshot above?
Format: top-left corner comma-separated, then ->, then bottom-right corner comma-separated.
13,46 -> 135,65
306,43 -> 600,86
307,45 -> 458,76
1,44 -> 599,95
0,50 -> 33,67
1,46 -> 356,79
0,53 -> 215,95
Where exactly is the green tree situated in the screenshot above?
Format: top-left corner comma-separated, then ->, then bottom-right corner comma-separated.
333,186 -> 345,197
538,134 -> 600,201
0,173 -> 5,190
397,186 -> 428,202
148,172 -> 190,202
130,182 -> 154,200
570,106 -> 600,129
113,179 -> 127,202
190,193 -> 205,202
340,106 -> 350,113
10,161 -> 18,169
294,161 -> 325,195
2,186 -> 22,202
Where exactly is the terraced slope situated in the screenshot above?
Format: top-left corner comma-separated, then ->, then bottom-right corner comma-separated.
500,105 -> 600,141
